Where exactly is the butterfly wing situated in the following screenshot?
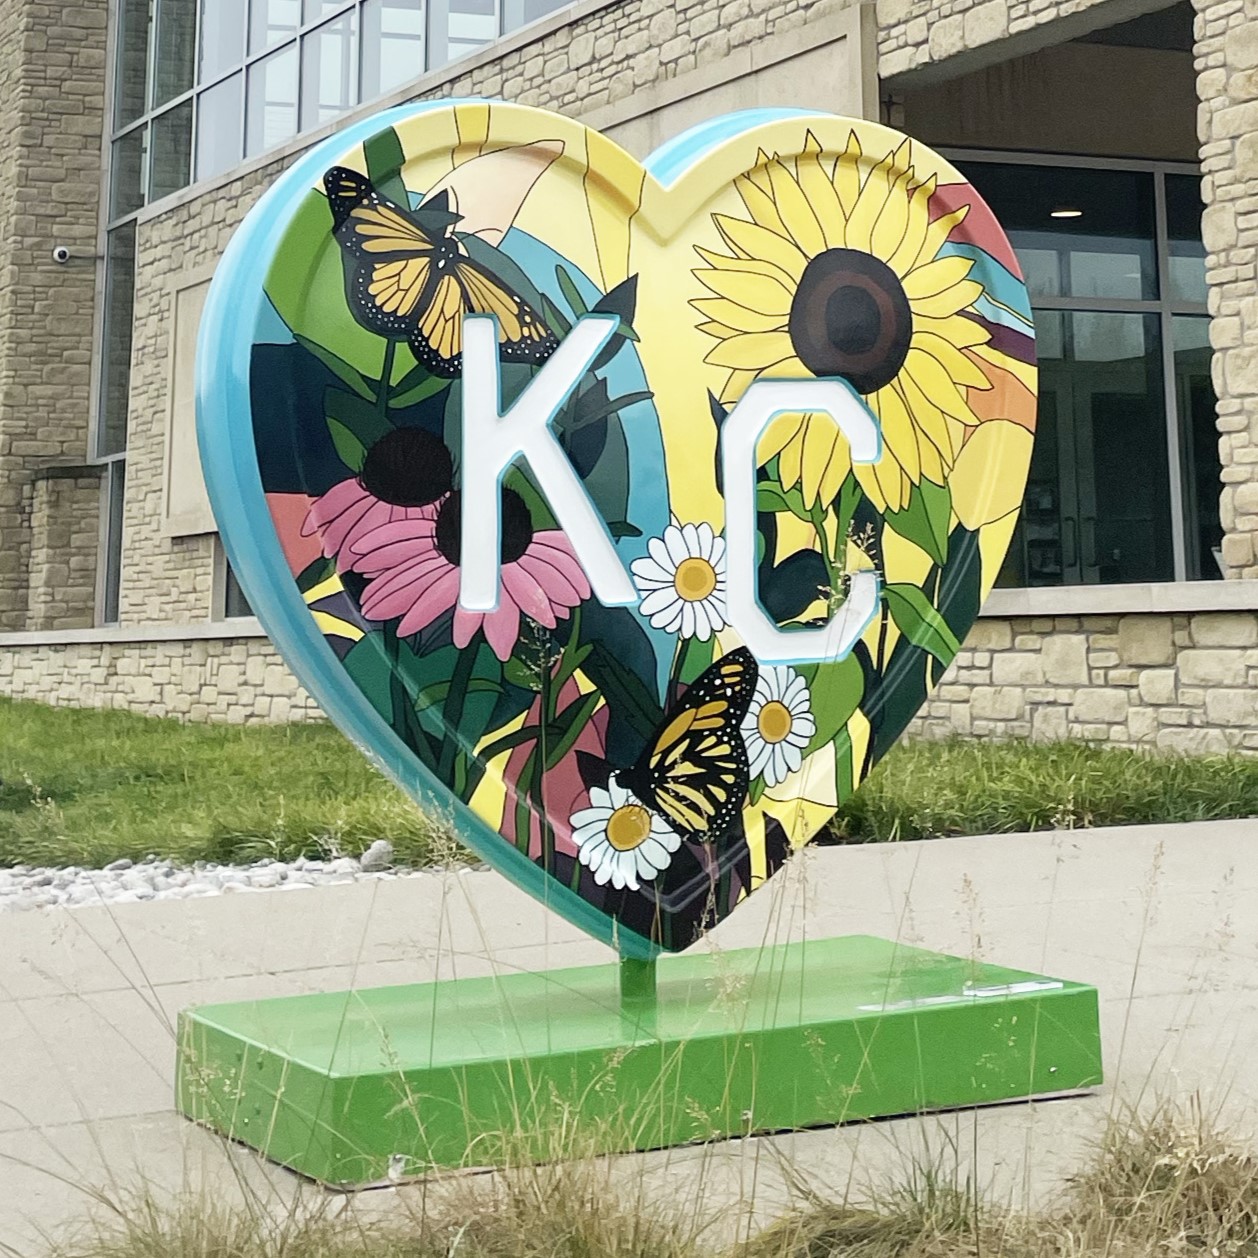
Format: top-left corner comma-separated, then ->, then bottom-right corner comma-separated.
324,166 -> 440,341
621,647 -> 759,843
409,251 -> 559,377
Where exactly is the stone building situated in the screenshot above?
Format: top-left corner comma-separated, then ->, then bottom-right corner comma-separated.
0,0 -> 1254,752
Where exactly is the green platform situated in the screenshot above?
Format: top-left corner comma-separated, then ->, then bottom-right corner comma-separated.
176,935 -> 1102,1186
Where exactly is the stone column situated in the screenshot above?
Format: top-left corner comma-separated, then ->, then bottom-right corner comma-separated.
0,0 -> 109,629
1196,0 -> 1258,578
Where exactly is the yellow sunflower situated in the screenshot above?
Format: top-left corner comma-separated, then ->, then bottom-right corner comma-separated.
692,132 -> 993,513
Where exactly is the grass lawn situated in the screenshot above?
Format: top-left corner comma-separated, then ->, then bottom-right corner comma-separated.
2,695 -> 1257,870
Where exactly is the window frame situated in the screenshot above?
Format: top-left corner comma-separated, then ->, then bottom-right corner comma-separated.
103,0 -> 569,220
943,147 -> 1211,588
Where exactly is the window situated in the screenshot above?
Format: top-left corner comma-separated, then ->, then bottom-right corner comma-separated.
224,564 -> 254,619
214,539 -> 255,620
107,0 -> 577,220
99,463 -> 127,626
955,156 -> 1219,588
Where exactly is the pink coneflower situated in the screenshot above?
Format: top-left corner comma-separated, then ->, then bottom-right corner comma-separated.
301,427 -> 452,568
350,489 -> 590,661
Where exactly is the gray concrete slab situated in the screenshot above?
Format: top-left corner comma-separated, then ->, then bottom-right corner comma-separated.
1,819 -> 1256,1254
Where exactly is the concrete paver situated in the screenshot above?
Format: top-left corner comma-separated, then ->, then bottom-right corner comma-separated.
1,819 -> 1256,1253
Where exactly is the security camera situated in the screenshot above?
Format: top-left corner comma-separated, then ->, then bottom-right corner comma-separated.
51,246 -> 71,265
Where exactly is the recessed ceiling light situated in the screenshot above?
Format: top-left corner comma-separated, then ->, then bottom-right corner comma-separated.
1051,207 -> 1083,219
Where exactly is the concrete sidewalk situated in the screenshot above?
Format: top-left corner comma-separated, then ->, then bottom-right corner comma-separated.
2,819 -> 1256,1253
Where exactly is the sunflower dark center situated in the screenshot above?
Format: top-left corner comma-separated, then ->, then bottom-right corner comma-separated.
358,427 -> 453,507
788,248 -> 913,394
435,489 -> 535,567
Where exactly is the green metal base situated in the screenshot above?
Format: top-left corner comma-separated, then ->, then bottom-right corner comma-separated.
176,935 -> 1101,1186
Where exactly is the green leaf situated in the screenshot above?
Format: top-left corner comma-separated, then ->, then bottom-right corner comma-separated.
265,192 -> 386,380
748,777 -> 766,806
584,642 -> 663,743
568,389 -> 655,431
341,634 -> 421,725
504,656 -> 544,693
883,479 -> 952,567
677,635 -> 714,688
556,265 -> 589,318
802,654 -> 864,758
608,521 -> 642,539
389,373 -> 451,411
326,416 -> 368,473
834,727 -> 855,804
295,555 -> 336,594
541,295 -> 573,338
478,725 -> 545,761
545,691 -> 601,769
363,128 -> 408,206
883,582 -> 962,668
325,388 -> 393,449
504,468 -> 558,531
834,473 -> 863,544
756,481 -> 811,521
295,335 -> 376,401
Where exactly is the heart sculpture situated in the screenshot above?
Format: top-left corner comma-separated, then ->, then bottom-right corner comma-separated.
198,101 -> 1036,959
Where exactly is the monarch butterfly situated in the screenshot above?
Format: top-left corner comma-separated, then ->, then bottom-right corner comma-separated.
617,647 -> 758,843
323,165 -> 558,377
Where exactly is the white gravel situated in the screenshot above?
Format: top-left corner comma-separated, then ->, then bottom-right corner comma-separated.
0,840 -> 412,912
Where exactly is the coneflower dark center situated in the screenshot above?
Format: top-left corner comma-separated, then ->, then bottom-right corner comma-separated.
358,427 -> 453,507
435,489 -> 535,567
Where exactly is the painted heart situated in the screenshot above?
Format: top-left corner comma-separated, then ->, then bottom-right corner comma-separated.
198,101 -> 1036,958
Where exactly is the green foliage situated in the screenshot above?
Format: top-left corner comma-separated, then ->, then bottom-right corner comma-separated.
0,697 -> 449,870
882,584 -> 962,669
799,655 -> 863,758
883,479 -> 952,567
756,480 -> 811,521
832,736 -> 1258,842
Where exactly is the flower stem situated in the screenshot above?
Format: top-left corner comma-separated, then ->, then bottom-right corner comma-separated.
810,502 -> 842,610
383,623 -> 432,763
377,339 -> 397,417
536,645 -> 556,873
437,638 -> 479,787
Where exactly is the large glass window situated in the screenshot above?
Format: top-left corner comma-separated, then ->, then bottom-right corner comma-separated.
108,0 -> 575,218
300,11 -> 359,131
97,224 -> 137,461
957,157 -> 1219,587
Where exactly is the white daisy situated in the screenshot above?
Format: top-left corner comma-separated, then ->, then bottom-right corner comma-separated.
741,665 -> 817,787
630,520 -> 727,641
569,778 -> 681,891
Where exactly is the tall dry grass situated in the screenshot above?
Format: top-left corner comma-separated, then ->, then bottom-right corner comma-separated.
38,1098 -> 1258,1258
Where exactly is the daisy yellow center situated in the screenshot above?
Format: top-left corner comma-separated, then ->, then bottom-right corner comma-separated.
606,804 -> 652,852
673,557 -> 717,602
757,701 -> 794,745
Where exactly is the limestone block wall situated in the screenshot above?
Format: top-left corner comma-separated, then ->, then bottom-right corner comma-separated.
1195,0 -> 1258,578
874,0 -> 1153,76
909,612 -> 1258,753
0,0 -> 108,629
26,468 -> 101,631
0,635 -> 320,724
